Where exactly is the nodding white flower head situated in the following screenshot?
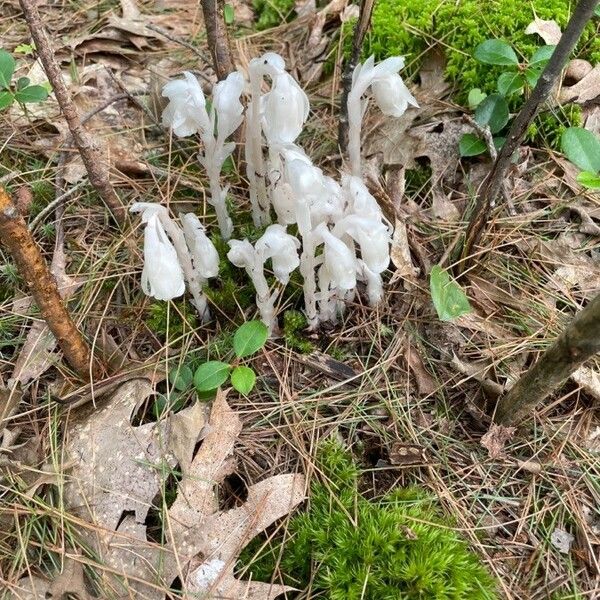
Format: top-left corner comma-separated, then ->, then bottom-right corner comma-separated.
130,204 -> 185,301
342,175 -> 382,217
213,71 -> 245,141
352,55 -> 418,118
371,72 -> 418,117
255,224 -> 300,283
261,72 -> 310,145
338,215 -> 391,274
181,213 -> 220,279
250,52 -> 286,77
162,72 -> 210,137
316,224 -> 357,290
226,239 -> 255,269
271,181 -> 296,225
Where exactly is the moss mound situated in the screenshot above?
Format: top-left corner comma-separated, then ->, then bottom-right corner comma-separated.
363,0 -> 600,99
241,443 -> 498,599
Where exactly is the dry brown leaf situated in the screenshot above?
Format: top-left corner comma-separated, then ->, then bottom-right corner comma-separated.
8,576 -> 51,599
390,218 -> 419,280
560,65 -> 600,104
47,556 -> 94,600
405,343 -> 437,395
525,18 -> 562,45
571,364 -> 600,402
62,381 -> 305,598
480,424 -> 516,459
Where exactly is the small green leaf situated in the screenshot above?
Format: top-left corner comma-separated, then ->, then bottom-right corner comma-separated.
223,3 -> 234,24
459,133 -> 486,157
595,5 -> 600,16
561,127 -> 600,173
0,50 -> 16,89
15,85 -> 48,103
194,361 -> 231,392
474,94 -> 509,134
430,265 -> 472,322
493,136 -> 506,150
529,45 -> 555,65
576,170 -> 600,189
0,91 -> 14,110
467,88 -> 486,109
473,39 -> 519,66
16,76 -> 30,90
14,43 -> 35,55
524,66 -> 543,87
497,72 -> 525,96
169,364 -> 194,391
233,320 -> 268,358
231,366 -> 256,395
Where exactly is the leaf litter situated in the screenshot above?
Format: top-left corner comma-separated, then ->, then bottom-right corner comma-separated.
12,382 -> 305,598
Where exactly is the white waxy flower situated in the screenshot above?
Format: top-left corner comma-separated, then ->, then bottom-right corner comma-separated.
371,73 -> 418,117
181,213 -> 220,279
342,175 -> 383,217
316,224 -> 357,290
337,215 -> 391,274
261,72 -> 310,145
139,211 -> 185,301
255,224 -> 300,283
213,71 -> 245,142
162,72 -> 210,137
249,52 -> 286,78
227,239 -> 255,269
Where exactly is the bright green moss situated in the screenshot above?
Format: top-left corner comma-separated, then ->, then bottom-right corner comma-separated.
283,309 -> 314,353
253,0 -> 296,30
356,0 -> 600,100
240,442 -> 498,599
146,300 -> 198,338
527,104 -> 582,149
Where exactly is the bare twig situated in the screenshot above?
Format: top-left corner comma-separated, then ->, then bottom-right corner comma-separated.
338,0 -> 375,153
0,187 -> 103,380
459,0 -> 599,273
200,0 -> 235,81
495,291 -> 600,425
18,0 -> 127,227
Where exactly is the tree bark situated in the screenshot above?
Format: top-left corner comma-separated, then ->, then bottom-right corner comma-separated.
0,188 -> 103,381
459,0 -> 599,274
201,0 -> 235,81
18,0 -> 126,227
338,0 -> 375,153
495,291 -> 600,424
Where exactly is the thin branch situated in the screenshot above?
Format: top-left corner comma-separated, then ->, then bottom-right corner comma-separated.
200,0 -> 235,81
18,0 -> 127,227
459,0 -> 599,273
0,187 -> 103,380
495,291 -> 600,425
338,0 -> 375,153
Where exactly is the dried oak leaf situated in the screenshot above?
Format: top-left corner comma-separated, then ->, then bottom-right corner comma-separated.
63,380 -> 305,599
480,424 -> 516,459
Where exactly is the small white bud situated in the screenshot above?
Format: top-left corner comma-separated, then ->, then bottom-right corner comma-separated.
162,72 -> 210,137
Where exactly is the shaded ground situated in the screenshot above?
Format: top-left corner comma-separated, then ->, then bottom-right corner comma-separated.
1,0 -> 600,598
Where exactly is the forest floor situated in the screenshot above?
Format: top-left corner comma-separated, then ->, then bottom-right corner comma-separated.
1,0 -> 600,598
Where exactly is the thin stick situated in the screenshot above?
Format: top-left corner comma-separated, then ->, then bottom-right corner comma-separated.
200,0 -> 235,81
495,291 -> 600,425
459,0 -> 599,273
338,0 -> 375,153
18,0 -> 126,226
0,188 -> 103,380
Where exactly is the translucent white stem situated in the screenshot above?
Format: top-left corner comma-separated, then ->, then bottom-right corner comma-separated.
347,87 -> 365,178
156,212 -> 210,322
245,75 -> 270,226
295,197 -> 319,329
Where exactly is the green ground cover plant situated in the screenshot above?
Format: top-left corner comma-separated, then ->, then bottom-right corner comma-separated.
240,442 -> 498,599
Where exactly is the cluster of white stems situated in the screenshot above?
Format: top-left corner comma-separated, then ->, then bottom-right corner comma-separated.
131,53 -> 417,331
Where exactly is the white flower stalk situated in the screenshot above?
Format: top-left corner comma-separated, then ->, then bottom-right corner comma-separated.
181,213 -> 220,282
162,71 -> 244,240
228,225 -> 299,332
245,54 -> 284,227
130,203 -> 213,322
347,56 -> 418,176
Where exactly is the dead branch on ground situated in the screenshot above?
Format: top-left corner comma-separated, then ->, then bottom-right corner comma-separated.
18,0 -> 127,227
495,291 -> 600,425
0,187 -> 103,381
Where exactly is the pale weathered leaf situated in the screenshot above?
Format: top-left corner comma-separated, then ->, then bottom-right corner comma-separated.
525,18 -> 562,45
